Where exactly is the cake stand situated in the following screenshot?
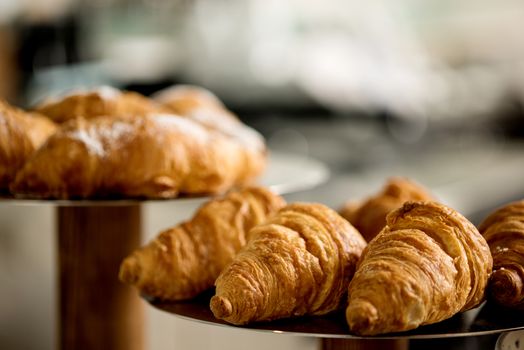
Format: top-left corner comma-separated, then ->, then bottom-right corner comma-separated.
0,152 -> 329,350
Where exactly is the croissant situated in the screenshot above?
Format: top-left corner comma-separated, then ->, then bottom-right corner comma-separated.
152,84 -> 230,120
0,99 -> 57,189
153,85 -> 266,154
346,201 -> 492,335
478,200 -> 524,310
34,86 -> 164,123
11,114 -> 265,198
340,177 -> 434,241
119,187 -> 285,300
211,203 -> 367,325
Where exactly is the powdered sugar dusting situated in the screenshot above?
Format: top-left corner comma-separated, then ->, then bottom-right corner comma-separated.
97,120 -> 135,141
65,119 -> 135,156
151,114 -> 210,143
191,109 -> 264,151
94,86 -> 121,100
67,128 -> 105,156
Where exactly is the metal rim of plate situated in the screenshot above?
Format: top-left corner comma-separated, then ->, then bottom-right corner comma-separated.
147,291 -> 524,340
0,152 -> 329,206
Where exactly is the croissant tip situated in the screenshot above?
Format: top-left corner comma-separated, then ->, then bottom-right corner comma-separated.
210,295 -> 233,319
119,255 -> 141,285
346,300 -> 379,335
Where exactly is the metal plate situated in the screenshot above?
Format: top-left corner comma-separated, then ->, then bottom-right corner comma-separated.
0,152 -> 329,207
148,291 -> 524,340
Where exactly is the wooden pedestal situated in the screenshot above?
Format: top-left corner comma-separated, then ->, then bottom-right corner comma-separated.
321,338 -> 409,350
57,205 -> 143,350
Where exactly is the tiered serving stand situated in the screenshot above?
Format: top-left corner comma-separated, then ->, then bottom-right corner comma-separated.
2,152 -> 523,350
0,152 -> 329,350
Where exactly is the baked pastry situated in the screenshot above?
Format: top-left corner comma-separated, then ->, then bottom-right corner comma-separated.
346,201 -> 492,335
153,85 -> 265,154
34,86 -> 164,123
340,177 -> 434,241
478,200 -> 524,310
119,187 -> 285,300
0,99 -> 57,190
210,203 -> 366,325
11,114 -> 265,198
153,84 -> 238,127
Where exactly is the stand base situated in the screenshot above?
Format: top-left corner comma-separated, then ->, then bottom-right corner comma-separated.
321,338 -> 408,350
57,205 -> 143,350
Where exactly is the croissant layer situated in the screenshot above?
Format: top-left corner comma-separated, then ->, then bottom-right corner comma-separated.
211,202 -> 366,325
340,177 -> 434,241
119,187 -> 285,300
478,200 -> 524,309
346,201 -> 492,335
11,114 -> 265,199
35,86 -> 163,123
0,100 -> 57,189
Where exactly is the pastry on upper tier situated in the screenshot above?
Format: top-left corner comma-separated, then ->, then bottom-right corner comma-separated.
11,114 -> 265,198
0,99 -> 57,190
153,85 -> 265,154
34,86 -> 164,123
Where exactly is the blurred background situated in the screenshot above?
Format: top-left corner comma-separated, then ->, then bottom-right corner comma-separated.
1,0 -> 524,349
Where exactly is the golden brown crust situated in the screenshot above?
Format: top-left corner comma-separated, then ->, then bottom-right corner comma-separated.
0,99 -> 57,189
339,177 -> 434,241
119,187 -> 285,300
34,86 -> 164,123
346,201 -> 492,335
153,84 -> 229,118
153,85 -> 265,155
11,114 -> 265,198
478,200 -> 524,309
210,202 -> 367,325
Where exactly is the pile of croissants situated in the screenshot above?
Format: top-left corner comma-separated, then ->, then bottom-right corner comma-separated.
2,86 -> 522,336
0,85 -> 266,198
120,178 -> 524,336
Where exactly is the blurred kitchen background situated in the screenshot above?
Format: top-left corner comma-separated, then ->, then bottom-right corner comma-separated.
1,0 -> 524,349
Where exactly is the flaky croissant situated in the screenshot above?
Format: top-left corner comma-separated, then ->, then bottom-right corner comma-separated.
153,84 -> 230,120
153,85 -> 266,155
119,187 -> 285,300
210,203 -> 367,325
11,114 -> 265,198
346,201 -> 492,335
478,200 -> 524,310
34,86 -> 164,123
0,99 -> 57,189
340,177 -> 434,241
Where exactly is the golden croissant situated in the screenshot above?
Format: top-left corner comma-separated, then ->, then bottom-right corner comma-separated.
478,200 -> 524,310
346,201 -> 492,335
11,114 -> 265,198
340,177 -> 434,241
211,203 -> 367,325
154,85 -> 265,154
34,86 -> 164,123
119,187 -> 285,300
0,99 -> 57,189
153,84 -> 230,120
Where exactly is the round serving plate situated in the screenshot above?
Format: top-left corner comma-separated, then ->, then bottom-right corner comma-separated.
0,151 -> 329,207
148,292 -> 524,340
